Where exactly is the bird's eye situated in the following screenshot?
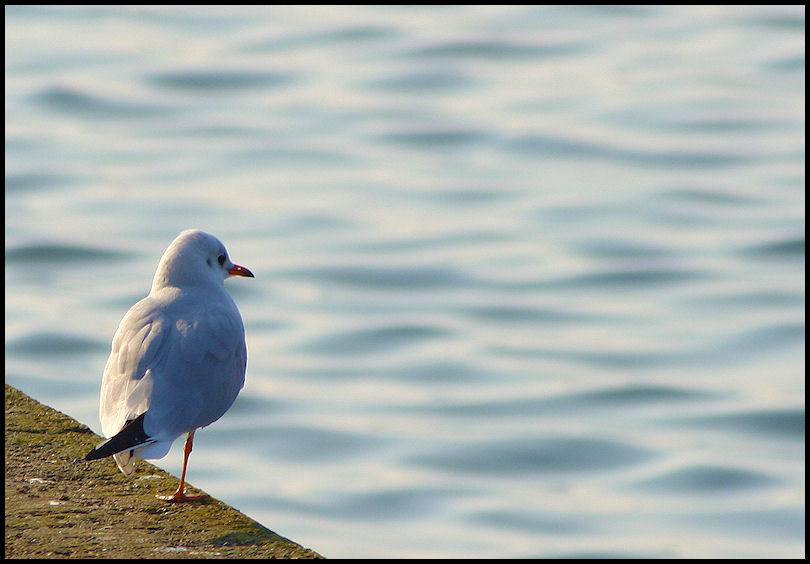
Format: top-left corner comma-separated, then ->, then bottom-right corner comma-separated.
217,254 -> 226,266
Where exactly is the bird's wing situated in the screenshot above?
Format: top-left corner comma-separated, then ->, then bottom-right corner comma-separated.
99,296 -> 171,438
99,292 -> 247,444
146,298 -> 247,436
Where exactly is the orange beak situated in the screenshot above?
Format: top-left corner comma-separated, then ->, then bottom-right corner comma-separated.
227,264 -> 254,278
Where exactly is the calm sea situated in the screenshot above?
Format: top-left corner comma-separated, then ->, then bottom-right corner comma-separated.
5,5 -> 804,558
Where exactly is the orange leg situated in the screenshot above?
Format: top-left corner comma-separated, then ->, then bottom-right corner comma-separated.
156,430 -> 208,503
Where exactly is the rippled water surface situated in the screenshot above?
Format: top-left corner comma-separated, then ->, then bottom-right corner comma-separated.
5,6 -> 805,558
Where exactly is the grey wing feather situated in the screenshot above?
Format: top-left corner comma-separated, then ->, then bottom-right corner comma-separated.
150,303 -> 247,433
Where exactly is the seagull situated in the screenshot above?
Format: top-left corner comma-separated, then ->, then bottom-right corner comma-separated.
84,229 -> 254,502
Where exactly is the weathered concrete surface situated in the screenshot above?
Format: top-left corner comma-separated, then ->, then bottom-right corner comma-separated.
5,384 -> 323,559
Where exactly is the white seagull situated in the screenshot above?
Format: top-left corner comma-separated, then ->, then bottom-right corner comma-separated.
85,229 -> 254,502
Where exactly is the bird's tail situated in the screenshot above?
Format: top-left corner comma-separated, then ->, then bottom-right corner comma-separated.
85,412 -> 155,474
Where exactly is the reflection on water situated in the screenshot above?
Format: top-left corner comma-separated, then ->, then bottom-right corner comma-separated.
5,5 -> 804,559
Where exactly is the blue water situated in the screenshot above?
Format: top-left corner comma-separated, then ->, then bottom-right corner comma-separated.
5,5 -> 805,558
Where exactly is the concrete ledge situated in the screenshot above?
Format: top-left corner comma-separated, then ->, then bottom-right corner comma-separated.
5,384 -> 323,559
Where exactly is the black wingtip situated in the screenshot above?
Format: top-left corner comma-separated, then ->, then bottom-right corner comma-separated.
84,412 -> 153,461
84,441 -> 108,460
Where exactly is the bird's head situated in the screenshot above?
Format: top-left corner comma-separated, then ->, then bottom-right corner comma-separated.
151,229 -> 254,291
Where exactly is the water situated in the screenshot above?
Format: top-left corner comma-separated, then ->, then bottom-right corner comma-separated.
5,5 -> 804,558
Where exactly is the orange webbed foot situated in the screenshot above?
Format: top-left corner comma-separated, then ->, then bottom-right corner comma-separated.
156,489 -> 208,503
